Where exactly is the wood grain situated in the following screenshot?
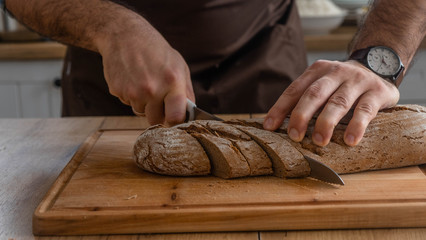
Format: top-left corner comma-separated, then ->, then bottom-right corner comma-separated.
0,118 -> 103,239
0,42 -> 67,60
34,232 -> 258,240
99,116 -> 150,130
261,228 -> 426,240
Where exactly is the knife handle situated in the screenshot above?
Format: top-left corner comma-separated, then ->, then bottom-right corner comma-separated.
185,99 -> 196,122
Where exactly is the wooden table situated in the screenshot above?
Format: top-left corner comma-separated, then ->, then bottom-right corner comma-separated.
1,117 -> 426,240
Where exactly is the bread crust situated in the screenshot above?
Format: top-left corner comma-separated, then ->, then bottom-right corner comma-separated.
133,125 -> 210,176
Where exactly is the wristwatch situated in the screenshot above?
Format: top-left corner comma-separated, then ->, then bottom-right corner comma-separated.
349,46 -> 405,86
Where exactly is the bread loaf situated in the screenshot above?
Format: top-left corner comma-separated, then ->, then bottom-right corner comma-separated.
133,105 -> 426,178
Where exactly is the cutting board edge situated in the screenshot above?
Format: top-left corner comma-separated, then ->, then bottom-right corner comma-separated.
34,130 -> 103,214
33,201 -> 426,236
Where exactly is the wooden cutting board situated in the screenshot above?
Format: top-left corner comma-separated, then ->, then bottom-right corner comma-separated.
33,118 -> 426,236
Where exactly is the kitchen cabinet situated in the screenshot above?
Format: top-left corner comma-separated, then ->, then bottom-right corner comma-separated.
0,60 -> 63,118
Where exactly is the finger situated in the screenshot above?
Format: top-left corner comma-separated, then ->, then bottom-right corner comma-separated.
186,84 -> 196,103
312,82 -> 365,146
118,97 -> 130,106
184,68 -> 196,103
287,74 -> 342,142
263,60 -> 332,131
132,107 -> 146,117
263,83 -> 302,131
122,95 -> 147,117
128,95 -> 147,117
343,80 -> 399,146
164,91 -> 187,126
344,93 -> 381,146
144,98 -> 165,125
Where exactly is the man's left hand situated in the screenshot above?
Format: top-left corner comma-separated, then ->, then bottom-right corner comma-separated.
263,59 -> 400,146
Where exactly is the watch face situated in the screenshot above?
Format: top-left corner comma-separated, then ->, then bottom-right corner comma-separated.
366,47 -> 401,77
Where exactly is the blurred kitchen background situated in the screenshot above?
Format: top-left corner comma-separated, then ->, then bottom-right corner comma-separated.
0,0 -> 425,118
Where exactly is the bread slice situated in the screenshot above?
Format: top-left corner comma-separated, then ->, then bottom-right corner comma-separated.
193,133 -> 251,178
133,124 -> 210,176
195,121 -> 273,176
177,122 -> 251,179
234,125 -> 310,178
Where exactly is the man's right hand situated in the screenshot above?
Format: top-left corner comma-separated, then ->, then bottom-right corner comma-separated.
96,17 -> 195,126
6,0 -> 195,126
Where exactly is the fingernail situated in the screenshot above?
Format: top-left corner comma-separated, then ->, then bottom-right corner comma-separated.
289,128 -> 300,141
345,134 -> 355,146
313,133 -> 324,145
264,118 -> 274,130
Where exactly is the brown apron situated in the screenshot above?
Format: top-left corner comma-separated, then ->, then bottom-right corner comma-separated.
61,0 -> 307,116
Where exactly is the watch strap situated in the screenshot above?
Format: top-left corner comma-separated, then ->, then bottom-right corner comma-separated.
349,47 -> 373,63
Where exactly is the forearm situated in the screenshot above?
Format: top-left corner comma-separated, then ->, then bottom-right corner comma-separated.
349,0 -> 426,84
5,0 -> 150,52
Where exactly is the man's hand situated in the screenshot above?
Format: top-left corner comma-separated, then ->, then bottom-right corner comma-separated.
263,0 -> 425,147
6,0 -> 195,126
263,60 -> 400,146
97,21 -> 195,126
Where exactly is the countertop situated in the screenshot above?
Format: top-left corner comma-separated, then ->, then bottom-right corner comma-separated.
1,116 -> 426,240
2,27 -> 425,61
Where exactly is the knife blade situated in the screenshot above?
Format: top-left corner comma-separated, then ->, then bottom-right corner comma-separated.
185,99 -> 223,121
304,155 -> 345,185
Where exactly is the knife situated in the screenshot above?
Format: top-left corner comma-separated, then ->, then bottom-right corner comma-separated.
185,99 -> 223,121
304,155 -> 345,185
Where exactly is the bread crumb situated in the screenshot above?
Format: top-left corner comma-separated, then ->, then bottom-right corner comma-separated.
125,194 -> 138,200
